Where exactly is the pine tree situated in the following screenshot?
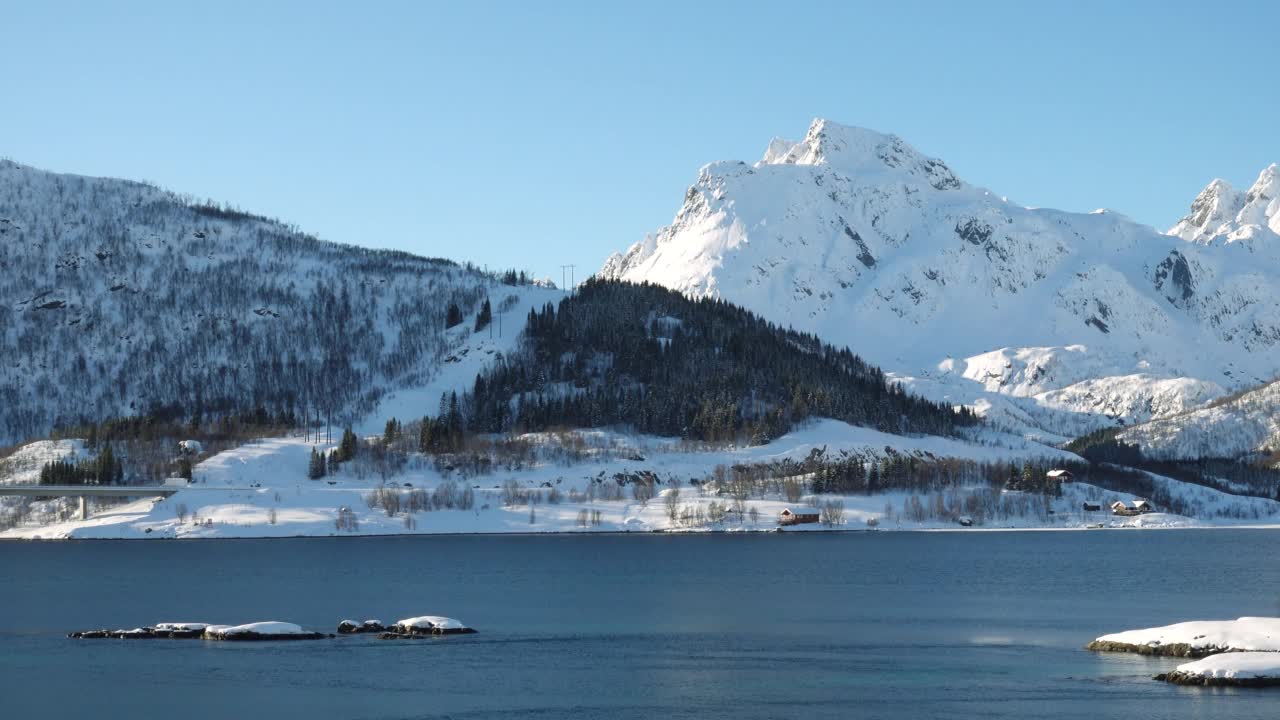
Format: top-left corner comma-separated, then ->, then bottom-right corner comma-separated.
96,445 -> 116,485
338,427 -> 358,462
445,302 -> 463,329
307,448 -> 325,480
474,298 -> 492,332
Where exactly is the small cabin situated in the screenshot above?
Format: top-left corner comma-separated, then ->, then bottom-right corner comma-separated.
778,507 -> 820,526
1082,502 -> 1102,512
1132,499 -> 1153,514
1046,469 -> 1074,483
1110,501 -> 1136,516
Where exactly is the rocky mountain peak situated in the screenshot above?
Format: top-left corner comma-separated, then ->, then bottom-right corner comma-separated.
759,119 -> 962,190
1169,178 -> 1243,242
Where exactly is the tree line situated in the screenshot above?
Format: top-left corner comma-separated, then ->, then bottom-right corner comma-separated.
39,445 -> 124,485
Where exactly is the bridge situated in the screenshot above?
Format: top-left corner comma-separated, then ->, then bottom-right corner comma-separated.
0,485 -> 184,520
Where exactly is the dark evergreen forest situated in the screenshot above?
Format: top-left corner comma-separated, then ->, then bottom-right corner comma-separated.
455,279 -> 975,444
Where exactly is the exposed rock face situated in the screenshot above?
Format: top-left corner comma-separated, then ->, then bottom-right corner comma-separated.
1085,639 -> 1228,658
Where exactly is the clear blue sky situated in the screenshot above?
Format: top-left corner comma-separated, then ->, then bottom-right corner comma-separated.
4,0 -> 1278,282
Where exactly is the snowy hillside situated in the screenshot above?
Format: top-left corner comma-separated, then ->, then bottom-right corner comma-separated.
601,119 -> 1280,437
0,159 -> 557,444
1117,380 -> 1280,462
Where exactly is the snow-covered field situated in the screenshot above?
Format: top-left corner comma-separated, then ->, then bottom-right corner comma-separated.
4,419 -> 1277,540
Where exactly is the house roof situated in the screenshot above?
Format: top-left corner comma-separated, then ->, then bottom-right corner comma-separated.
1046,469 -> 1073,478
780,507 -> 820,515
1132,499 -> 1151,508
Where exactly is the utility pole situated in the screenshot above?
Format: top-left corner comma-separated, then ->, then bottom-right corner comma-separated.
560,264 -> 576,291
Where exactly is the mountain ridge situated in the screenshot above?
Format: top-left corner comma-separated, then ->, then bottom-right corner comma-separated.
0,158 -> 551,445
601,119 -> 1280,440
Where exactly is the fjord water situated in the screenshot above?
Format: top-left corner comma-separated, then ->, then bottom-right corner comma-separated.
3,531 -> 1277,719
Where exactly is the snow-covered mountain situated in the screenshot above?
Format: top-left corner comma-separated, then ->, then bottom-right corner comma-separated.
0,159 -> 554,444
1117,379 -> 1280,462
1170,165 -> 1280,244
602,119 -> 1280,437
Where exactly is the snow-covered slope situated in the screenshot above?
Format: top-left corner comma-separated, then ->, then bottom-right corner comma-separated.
1117,379 -> 1280,461
0,159 -> 558,443
602,120 -> 1280,436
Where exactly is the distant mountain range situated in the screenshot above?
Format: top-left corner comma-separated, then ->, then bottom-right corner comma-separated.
5,123 -> 1277,466
601,119 -> 1280,442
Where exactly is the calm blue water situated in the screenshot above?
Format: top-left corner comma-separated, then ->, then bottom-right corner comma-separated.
2,530 -> 1278,719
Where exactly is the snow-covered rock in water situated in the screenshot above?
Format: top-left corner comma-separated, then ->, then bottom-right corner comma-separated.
336,619 -> 385,634
153,622 -> 211,638
600,119 -> 1280,437
1088,617 -> 1280,657
383,615 -> 477,637
68,624 -> 207,639
203,621 -> 327,641
1158,652 -> 1280,687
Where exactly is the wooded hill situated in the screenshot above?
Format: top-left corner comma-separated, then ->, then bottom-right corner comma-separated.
455,279 -> 975,444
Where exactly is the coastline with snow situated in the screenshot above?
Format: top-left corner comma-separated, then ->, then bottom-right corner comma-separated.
4,419 -> 1278,541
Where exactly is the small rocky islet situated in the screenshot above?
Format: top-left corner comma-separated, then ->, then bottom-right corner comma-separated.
70,615 -> 476,642
1087,617 -> 1280,687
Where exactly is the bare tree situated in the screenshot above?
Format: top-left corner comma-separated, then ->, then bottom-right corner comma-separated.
783,479 -> 804,503
664,488 -> 681,522
820,499 -> 845,527
632,476 -> 655,504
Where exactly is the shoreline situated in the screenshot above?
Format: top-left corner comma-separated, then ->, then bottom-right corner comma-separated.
6,523 -> 1280,543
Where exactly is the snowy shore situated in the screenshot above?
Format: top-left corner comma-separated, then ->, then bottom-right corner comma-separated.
1088,617 -> 1280,658
4,420 -> 1279,541
1157,653 -> 1280,687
